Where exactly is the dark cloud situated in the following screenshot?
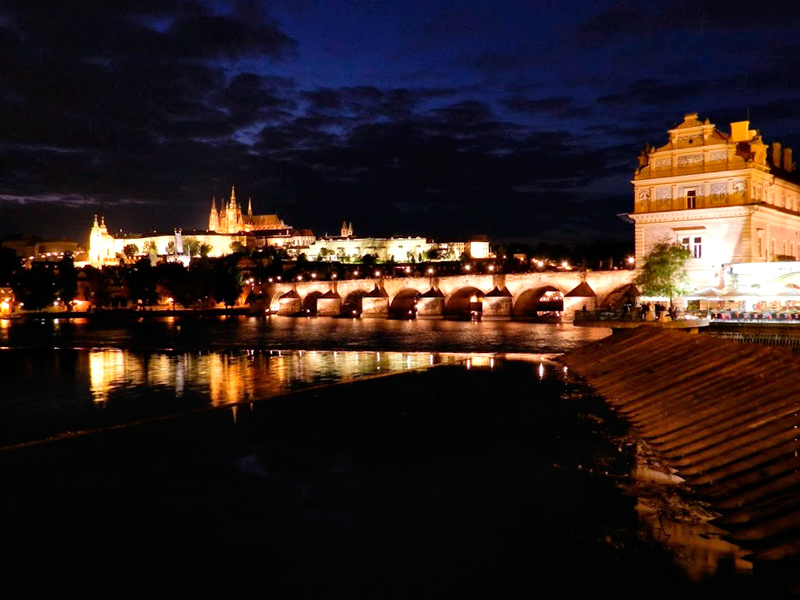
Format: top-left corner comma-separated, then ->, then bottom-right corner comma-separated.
5,0 -> 799,246
501,95 -> 593,119
577,0 -> 800,45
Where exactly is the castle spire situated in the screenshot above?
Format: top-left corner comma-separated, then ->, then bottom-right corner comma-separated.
230,186 -> 236,208
248,197 -> 253,216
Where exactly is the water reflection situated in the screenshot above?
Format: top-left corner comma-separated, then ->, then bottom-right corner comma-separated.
89,348 -> 464,408
3,349 -> 563,449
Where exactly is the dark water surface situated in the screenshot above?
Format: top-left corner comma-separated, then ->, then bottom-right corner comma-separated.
0,314 -> 610,352
0,317 -> 788,598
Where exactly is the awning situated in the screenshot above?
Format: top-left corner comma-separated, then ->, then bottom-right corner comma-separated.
685,287 -> 723,299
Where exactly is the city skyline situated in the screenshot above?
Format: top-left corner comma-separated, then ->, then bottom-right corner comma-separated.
2,1 -> 800,244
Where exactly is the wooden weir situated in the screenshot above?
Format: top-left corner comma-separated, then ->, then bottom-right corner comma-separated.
561,328 -> 800,561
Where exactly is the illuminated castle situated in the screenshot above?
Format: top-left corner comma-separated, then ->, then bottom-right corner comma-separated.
208,187 -> 286,234
87,187 -> 302,266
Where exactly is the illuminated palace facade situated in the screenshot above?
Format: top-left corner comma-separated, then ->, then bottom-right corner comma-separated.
89,187 -> 491,267
628,113 -> 800,289
89,188 -> 308,266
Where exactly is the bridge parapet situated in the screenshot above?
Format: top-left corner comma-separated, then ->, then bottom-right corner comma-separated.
265,270 -> 634,319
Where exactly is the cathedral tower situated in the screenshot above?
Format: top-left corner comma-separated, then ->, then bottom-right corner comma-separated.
209,197 -> 219,231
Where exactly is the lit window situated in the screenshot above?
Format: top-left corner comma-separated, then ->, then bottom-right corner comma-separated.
686,189 -> 697,209
692,237 -> 702,259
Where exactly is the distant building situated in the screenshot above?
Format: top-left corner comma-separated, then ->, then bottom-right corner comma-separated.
2,236 -> 82,267
307,222 -> 429,262
628,112 -> 800,289
86,187 -> 488,267
0,287 -> 14,315
208,187 -> 287,233
88,187 -> 307,266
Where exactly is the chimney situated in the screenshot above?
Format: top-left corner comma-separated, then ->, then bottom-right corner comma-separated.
784,147 -> 793,172
730,121 -> 750,142
772,142 -> 782,169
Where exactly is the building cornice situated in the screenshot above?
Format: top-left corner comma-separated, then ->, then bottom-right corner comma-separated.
632,168 -> 754,185
627,205 -> 753,224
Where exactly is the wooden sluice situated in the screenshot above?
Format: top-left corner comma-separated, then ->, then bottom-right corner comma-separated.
561,328 -> 800,561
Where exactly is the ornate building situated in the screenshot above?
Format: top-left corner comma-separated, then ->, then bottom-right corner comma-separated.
87,187 -> 304,267
208,187 -> 286,234
628,113 -> 800,289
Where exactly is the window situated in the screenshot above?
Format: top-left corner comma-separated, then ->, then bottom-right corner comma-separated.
692,237 -> 702,259
757,229 -> 764,257
680,236 -> 690,252
686,189 -> 697,209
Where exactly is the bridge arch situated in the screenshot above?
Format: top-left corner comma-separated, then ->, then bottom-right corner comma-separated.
390,287 -> 422,318
445,286 -> 485,317
302,290 -> 323,315
342,290 -> 368,316
512,286 -> 565,318
598,283 -> 638,308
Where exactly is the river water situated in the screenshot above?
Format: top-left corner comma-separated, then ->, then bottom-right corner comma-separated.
0,316 -> 773,598
0,316 -> 608,447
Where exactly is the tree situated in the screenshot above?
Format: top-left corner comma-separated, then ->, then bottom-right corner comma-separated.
0,247 -> 20,282
123,244 -> 139,262
14,264 -> 56,311
166,241 -> 176,255
213,256 -> 243,307
56,255 -> 78,308
424,248 -> 441,261
183,237 -> 200,257
230,241 -> 246,254
199,243 -> 213,258
634,241 -> 691,303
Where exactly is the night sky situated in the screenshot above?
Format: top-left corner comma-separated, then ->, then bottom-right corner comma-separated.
2,0 -> 800,246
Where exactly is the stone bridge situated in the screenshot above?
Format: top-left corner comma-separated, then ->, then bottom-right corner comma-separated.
264,270 -> 635,320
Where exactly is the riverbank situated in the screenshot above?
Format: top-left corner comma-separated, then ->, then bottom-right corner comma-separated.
1,360 -> 759,599
5,306 -> 255,320
561,328 -> 800,593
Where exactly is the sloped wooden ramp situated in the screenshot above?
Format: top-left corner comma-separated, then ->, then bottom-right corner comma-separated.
561,328 -> 800,562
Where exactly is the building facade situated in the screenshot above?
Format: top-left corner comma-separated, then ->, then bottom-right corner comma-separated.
208,187 -> 286,234
628,113 -> 800,289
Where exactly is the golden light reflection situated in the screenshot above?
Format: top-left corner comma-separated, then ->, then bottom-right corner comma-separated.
87,350 -> 466,408
89,350 -> 145,404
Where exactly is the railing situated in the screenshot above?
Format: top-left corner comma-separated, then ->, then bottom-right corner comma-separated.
708,331 -> 800,351
689,310 -> 800,323
574,309 -> 682,322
